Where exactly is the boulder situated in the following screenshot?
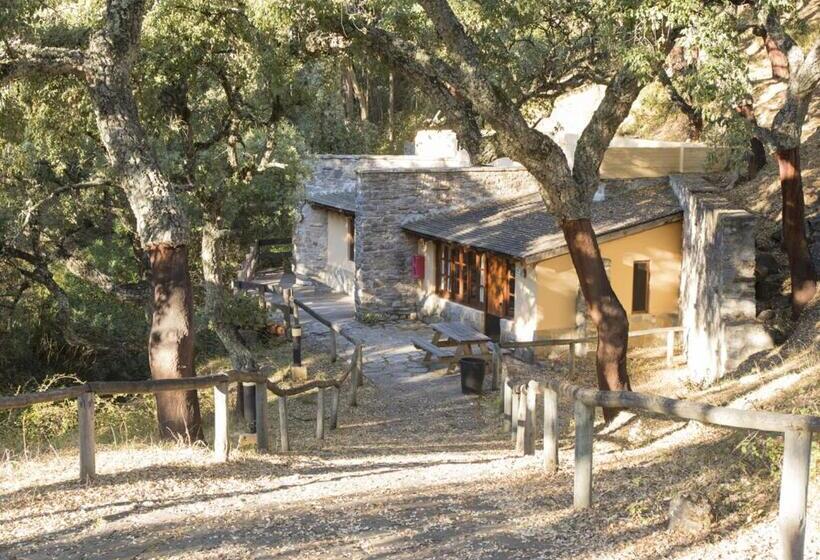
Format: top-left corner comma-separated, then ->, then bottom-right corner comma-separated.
668,492 -> 714,535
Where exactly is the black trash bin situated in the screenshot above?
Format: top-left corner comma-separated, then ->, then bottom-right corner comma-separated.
459,357 -> 486,395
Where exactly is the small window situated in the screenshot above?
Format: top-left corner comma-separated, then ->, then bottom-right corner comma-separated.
632,261 -> 650,313
347,217 -> 355,261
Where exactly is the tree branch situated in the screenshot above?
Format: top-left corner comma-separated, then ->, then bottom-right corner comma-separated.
0,42 -> 85,86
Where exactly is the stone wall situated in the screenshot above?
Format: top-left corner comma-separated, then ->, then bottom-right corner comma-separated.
671,175 -> 772,385
354,166 -> 540,318
293,155 -> 467,288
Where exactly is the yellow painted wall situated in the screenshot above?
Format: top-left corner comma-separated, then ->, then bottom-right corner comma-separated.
327,212 -> 354,271
534,220 -> 682,334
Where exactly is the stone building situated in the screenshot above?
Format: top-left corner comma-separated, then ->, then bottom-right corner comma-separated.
293,131 -> 771,383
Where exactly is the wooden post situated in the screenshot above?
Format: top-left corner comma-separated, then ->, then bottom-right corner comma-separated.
330,331 -> 337,363
278,395 -> 289,452
543,385 -> 559,473
78,393 -> 95,483
525,380 -> 537,456
213,382 -> 229,462
257,285 -> 266,310
283,288 -> 293,341
316,389 -> 325,440
292,324 -> 302,366
516,385 -> 527,455
491,344 -> 501,391
568,343 -> 576,377
574,400 -> 594,509
349,345 -> 360,407
666,330 -> 675,366
255,382 -> 269,453
499,369 -> 508,415
510,384 -> 519,441
329,387 -> 340,429
779,430 -> 812,560
502,379 -> 512,431
357,344 -> 364,387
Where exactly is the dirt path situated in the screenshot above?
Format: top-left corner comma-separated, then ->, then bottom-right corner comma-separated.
1,292 -> 817,559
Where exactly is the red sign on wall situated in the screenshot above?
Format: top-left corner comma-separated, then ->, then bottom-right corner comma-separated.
411,255 -> 425,279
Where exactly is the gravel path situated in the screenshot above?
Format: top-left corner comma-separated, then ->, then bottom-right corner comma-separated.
1,291 -> 817,559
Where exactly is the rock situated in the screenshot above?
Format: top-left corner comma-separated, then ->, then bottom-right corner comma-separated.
668,493 -> 714,535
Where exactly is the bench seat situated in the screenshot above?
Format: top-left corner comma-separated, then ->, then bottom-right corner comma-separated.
411,337 -> 456,360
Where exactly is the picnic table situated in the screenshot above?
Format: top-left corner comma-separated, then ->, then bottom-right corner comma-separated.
412,321 -> 493,374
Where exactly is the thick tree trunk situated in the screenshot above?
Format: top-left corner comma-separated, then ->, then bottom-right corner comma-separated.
83,0 -> 202,440
148,244 -> 203,440
561,219 -> 631,422
201,220 -> 259,419
775,148 -> 817,317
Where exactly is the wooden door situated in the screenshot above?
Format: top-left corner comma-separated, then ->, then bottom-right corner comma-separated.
486,254 -> 507,317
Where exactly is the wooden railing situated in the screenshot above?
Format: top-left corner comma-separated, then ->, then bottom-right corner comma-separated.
493,344 -> 818,560
0,336 -> 364,484
497,325 -> 684,378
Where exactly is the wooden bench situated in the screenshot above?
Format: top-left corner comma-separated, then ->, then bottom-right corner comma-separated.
412,337 -> 456,362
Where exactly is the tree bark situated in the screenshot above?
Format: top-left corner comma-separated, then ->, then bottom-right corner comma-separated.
562,219 -> 631,422
84,0 -> 201,440
775,148 -> 817,317
201,220 -> 259,419
148,244 -> 202,440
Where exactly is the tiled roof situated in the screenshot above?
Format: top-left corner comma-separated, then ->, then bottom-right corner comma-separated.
402,181 -> 682,263
307,191 -> 356,214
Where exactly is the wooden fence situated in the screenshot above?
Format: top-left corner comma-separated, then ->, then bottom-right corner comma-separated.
494,325 -> 684,383
0,281 -> 366,484
494,337 -> 818,560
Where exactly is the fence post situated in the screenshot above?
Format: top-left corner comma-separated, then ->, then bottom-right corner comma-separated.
666,330 -> 675,366
543,385 -> 559,473
574,400 -> 594,509
491,344 -> 501,391
357,344 -> 364,387
516,385 -> 527,455
330,330 -> 338,363
349,345 -> 360,407
569,343 -> 576,377
510,384 -> 520,441
329,387 -> 340,429
278,395 -> 289,452
283,288 -> 293,341
779,430 -> 812,560
78,392 -> 95,483
502,378 -> 512,431
213,382 -> 229,462
255,382 -> 269,453
316,389 -> 325,440
525,380 -> 537,455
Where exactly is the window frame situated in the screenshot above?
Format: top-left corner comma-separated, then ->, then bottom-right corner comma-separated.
434,241 -> 513,318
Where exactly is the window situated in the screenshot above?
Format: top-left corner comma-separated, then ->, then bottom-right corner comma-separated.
506,264 -> 516,318
435,242 -> 514,317
632,261 -> 650,313
347,217 -> 355,262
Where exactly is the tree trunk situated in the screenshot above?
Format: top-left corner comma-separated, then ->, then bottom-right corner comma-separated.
84,0 -> 202,440
148,244 -> 203,440
763,34 -> 790,80
388,70 -> 395,142
775,148 -> 817,317
201,220 -> 259,419
561,219 -> 631,422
